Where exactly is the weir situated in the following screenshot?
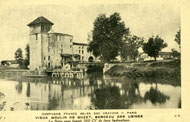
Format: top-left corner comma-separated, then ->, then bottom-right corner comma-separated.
47,70 -> 84,79
0,70 -> 30,78
0,69 -> 84,79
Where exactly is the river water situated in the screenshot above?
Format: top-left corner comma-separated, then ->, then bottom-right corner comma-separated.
0,74 -> 181,110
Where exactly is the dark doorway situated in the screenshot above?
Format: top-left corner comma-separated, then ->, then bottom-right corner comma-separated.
88,56 -> 94,62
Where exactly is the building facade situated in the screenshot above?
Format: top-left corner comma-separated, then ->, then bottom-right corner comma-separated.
139,52 -> 173,61
28,16 -> 93,71
73,42 -> 94,62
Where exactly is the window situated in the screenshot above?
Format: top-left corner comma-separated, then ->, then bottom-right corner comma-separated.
58,35 -> 61,41
41,25 -> 44,31
70,39 -> 72,42
46,26 -> 50,31
82,56 -> 84,60
82,46 -> 84,49
61,49 -> 63,53
48,56 -> 50,60
56,35 -> 58,41
44,56 -> 46,60
61,44 -> 63,47
70,45 -> 72,48
82,50 -> 84,54
35,34 -> 38,40
79,50 -> 80,53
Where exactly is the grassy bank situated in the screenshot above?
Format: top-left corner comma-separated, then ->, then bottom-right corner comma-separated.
105,60 -> 181,85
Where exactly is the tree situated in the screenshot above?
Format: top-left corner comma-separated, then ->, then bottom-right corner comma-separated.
15,48 -> 23,66
171,48 -> 180,59
143,36 -> 167,61
121,35 -> 144,61
171,29 -> 181,59
25,44 -> 30,67
175,29 -> 181,49
88,12 -> 129,62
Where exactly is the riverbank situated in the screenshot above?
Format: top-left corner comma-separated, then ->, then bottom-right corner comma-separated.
0,65 -> 20,70
105,60 -> 181,85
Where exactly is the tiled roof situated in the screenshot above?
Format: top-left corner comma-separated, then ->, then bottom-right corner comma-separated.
73,42 -> 88,46
60,54 -> 73,57
27,16 -> 54,26
53,32 -> 73,37
48,29 -> 73,37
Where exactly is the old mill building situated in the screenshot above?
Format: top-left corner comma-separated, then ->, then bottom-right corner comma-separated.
27,16 -> 93,71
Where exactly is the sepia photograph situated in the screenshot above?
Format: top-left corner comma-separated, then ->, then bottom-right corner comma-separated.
0,2 -> 181,111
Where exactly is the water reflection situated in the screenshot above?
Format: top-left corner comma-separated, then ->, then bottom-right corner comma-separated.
92,85 -> 122,109
0,74 -> 181,110
92,82 -> 159,109
144,87 -> 170,105
26,82 -> 30,97
48,96 -> 59,110
15,81 -> 22,94
178,99 -> 181,108
123,82 -> 143,106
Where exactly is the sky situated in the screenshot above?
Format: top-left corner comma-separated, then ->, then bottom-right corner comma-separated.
0,3 -> 180,61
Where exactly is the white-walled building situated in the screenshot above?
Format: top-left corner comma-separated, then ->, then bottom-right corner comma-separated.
73,42 -> 94,62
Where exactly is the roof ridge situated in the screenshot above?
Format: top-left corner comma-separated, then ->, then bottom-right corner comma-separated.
27,16 -> 54,26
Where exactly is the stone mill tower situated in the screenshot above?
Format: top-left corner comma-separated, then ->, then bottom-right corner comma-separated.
27,16 -> 54,71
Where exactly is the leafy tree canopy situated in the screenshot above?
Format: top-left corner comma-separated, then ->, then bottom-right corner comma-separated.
171,48 -> 180,59
88,12 -> 129,62
171,29 -> 181,59
143,35 -> 167,61
121,34 -> 144,61
15,48 -> 23,63
175,29 -> 181,48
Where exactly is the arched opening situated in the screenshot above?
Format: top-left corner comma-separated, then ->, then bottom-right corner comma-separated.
88,56 -> 94,62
